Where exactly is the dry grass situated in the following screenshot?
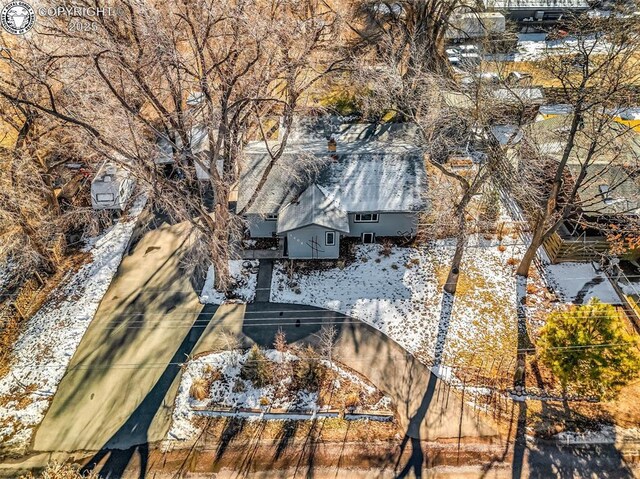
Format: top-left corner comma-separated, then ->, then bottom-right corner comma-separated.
19,462 -> 100,479
190,377 -> 211,401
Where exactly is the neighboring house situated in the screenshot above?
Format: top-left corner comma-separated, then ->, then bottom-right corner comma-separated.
446,12 -> 506,42
154,126 -> 226,181
237,123 -> 428,259
444,88 -> 544,123
502,115 -> 640,262
483,0 -> 589,22
91,162 -> 135,211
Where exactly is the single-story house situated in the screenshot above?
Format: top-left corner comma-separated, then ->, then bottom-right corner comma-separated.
237,123 -> 428,259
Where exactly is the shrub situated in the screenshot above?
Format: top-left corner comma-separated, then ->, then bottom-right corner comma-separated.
293,347 -> 324,391
344,392 -> 360,409
240,345 -> 272,387
538,299 -> 640,399
380,239 -> 393,257
190,377 -> 210,401
480,188 -> 500,225
274,328 -> 287,353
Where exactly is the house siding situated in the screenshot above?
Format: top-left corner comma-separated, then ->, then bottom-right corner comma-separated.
246,214 -> 278,237
346,212 -> 418,238
286,225 -> 340,259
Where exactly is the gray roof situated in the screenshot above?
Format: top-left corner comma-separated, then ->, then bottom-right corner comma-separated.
237,136 -> 427,215
570,164 -> 640,216
522,115 -> 640,216
277,184 -> 350,234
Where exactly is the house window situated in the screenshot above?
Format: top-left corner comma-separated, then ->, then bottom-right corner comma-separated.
265,214 -> 278,221
599,185 -> 614,205
362,232 -> 375,244
96,193 -> 114,202
354,213 -> 379,223
325,231 -> 336,246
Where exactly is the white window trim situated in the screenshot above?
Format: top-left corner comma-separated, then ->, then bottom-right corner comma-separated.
362,232 -> 376,244
325,231 -> 336,246
265,214 -> 278,221
354,213 -> 379,223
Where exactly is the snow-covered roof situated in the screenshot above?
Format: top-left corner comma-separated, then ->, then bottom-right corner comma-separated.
237,125 -> 427,215
493,87 -> 544,103
277,184 -> 350,234
491,125 -> 523,146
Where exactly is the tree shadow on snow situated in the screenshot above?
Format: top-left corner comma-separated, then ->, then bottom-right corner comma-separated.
395,292 -> 455,478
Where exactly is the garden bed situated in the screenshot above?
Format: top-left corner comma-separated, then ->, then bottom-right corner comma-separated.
167,343 -> 393,441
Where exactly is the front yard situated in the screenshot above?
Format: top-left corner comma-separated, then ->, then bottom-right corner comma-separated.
270,236 -> 542,379
167,345 -> 393,442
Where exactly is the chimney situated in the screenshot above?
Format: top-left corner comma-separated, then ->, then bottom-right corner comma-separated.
327,137 -> 337,153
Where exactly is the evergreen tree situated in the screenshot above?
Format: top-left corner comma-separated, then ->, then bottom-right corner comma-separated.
240,345 -> 272,388
539,299 -> 640,398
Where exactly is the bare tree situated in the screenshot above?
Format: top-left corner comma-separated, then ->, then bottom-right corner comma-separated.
0,0 -> 345,291
314,324 -> 338,364
505,17 -> 640,278
347,0 -> 480,77
354,41 -> 535,293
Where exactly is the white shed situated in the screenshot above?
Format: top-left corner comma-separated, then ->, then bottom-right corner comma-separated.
91,162 -> 135,211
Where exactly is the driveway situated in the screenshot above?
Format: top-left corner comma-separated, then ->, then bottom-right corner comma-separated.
31,221 -> 245,453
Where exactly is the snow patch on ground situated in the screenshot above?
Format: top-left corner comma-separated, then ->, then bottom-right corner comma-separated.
0,259 -> 15,291
167,349 -> 391,442
555,426 -> 616,444
199,260 -> 258,304
500,34 -> 612,62
544,262 -> 620,304
0,196 -> 146,450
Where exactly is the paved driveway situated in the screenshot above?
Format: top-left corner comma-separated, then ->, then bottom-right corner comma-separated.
32,221 -> 244,453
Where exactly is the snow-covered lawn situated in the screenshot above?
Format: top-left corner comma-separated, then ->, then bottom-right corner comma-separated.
167,349 -> 391,441
271,237 -> 530,370
199,260 -> 258,304
0,196 -> 146,451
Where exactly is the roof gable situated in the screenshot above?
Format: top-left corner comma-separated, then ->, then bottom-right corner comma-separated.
277,184 -> 350,234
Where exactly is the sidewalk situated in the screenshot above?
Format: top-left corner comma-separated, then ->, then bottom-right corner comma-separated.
254,259 -> 274,303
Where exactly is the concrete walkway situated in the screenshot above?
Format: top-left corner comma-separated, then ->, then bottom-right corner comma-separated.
254,259 -> 274,303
